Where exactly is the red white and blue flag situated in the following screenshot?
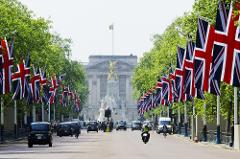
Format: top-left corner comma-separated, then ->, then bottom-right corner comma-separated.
12,55 -> 31,100
0,38 -> 14,94
175,47 -> 186,102
194,18 -> 215,95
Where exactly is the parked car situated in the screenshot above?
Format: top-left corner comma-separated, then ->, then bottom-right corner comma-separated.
116,121 -> 127,131
156,117 -> 173,134
28,122 -> 53,148
87,121 -> 99,132
131,121 -> 142,131
57,122 -> 73,137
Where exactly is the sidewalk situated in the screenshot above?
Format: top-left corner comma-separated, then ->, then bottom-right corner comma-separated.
173,134 -> 239,152
0,137 -> 26,145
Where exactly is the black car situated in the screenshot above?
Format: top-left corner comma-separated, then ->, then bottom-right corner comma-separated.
87,122 -> 98,132
131,121 -> 142,131
28,122 -> 53,148
116,121 -> 127,131
57,122 -> 73,137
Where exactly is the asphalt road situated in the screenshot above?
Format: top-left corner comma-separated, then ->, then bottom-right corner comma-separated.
0,130 -> 240,159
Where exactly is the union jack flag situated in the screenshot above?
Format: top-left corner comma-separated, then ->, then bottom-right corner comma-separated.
40,68 -> 47,86
161,75 -> 171,106
210,1 -> 240,92
30,67 -> 41,103
12,54 -> 31,100
194,18 -> 215,94
175,47 -> 185,102
169,65 -> 178,102
183,37 -> 196,101
0,38 -> 14,94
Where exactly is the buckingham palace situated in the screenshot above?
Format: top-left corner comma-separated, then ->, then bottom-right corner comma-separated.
81,55 -> 138,122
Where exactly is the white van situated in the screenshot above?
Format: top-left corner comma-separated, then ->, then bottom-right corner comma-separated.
156,117 -> 173,134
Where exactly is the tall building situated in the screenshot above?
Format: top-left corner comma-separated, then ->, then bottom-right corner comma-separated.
81,55 -> 138,122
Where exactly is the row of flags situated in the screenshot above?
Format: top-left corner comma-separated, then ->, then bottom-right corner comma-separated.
0,38 -> 81,112
138,0 -> 240,114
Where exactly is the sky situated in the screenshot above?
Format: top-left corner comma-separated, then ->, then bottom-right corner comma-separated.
19,0 -> 195,63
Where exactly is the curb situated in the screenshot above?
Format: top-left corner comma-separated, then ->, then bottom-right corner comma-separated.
173,134 -> 239,152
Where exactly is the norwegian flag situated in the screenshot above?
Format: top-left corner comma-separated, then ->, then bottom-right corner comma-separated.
12,55 -> 31,100
194,18 -> 215,96
175,47 -> 186,102
210,1 -> 240,93
0,38 -> 14,94
30,67 -> 41,103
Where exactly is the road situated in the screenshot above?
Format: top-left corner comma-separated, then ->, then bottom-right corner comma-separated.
0,130 -> 240,159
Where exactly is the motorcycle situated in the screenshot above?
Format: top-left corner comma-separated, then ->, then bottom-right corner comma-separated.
141,132 -> 150,144
75,133 -> 79,139
163,131 -> 167,138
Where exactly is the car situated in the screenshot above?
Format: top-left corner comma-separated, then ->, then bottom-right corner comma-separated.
116,121 -> 127,131
28,122 -> 53,148
131,121 -> 142,131
87,121 -> 98,132
142,120 -> 153,130
156,117 -> 173,134
57,122 -> 73,137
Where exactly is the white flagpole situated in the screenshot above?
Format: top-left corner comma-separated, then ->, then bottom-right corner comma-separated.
178,105 -> 181,134
41,102 -> 44,122
184,102 -> 188,137
32,105 -> 36,122
216,95 -> 221,144
111,23 -> 114,56
234,87 -> 240,150
14,100 -> 17,139
48,102 -> 51,122
0,97 -> 4,142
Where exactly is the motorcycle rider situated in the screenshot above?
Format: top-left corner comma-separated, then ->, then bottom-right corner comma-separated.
162,123 -> 168,138
141,124 -> 150,143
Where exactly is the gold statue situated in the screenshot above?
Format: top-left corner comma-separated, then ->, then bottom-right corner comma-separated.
108,61 -> 118,80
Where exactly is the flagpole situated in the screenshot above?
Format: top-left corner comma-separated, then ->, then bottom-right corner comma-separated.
41,102 -> 44,122
216,95 -> 221,144
111,23 -> 114,56
178,105 -> 181,134
184,102 -> 188,137
48,102 -> 51,122
234,87 -> 240,150
202,102 -> 207,142
53,103 -> 56,121
14,100 -> 17,139
0,97 -> 4,142
32,105 -> 36,122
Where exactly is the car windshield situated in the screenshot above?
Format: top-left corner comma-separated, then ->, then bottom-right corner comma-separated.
60,124 -> 70,128
160,121 -> 170,125
31,124 -> 49,131
133,122 -> 141,126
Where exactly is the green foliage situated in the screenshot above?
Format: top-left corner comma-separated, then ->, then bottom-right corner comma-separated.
132,0 -> 237,122
0,0 -> 88,117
